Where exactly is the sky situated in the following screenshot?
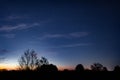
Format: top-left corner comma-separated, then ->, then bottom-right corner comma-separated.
0,0 -> 120,70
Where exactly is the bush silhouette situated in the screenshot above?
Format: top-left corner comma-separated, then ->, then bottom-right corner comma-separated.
114,65 -> 120,72
103,67 -> 108,71
75,64 -> 84,72
39,64 -> 58,72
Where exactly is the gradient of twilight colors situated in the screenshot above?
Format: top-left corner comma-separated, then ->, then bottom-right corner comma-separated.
0,0 -> 120,70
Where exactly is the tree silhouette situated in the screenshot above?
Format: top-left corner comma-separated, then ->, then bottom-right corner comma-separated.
75,64 -> 84,72
36,57 -> 49,70
103,67 -> 108,71
18,49 -> 49,70
40,57 -> 49,65
18,49 -> 38,70
91,63 -> 104,71
40,64 -> 58,72
114,65 -> 120,72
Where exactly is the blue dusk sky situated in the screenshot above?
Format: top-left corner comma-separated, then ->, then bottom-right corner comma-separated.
0,0 -> 120,70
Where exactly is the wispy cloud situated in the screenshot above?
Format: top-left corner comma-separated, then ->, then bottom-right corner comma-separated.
50,43 -> 91,48
7,16 -> 22,20
0,23 -> 39,32
1,34 -> 15,38
0,49 -> 8,62
39,32 -> 89,40
58,43 -> 90,48
69,32 -> 88,37
0,49 -> 10,55
39,34 -> 66,40
5,15 -> 28,21
37,43 -> 91,48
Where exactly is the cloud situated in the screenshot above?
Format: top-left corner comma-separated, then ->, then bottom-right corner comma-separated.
0,57 -> 5,60
5,15 -> 28,21
39,32 -> 89,40
51,43 -> 91,48
39,34 -> 66,40
6,16 -> 22,20
1,34 -> 15,38
69,32 -> 89,37
0,49 -> 10,62
58,43 -> 90,48
0,57 -> 5,63
0,23 -> 39,32
33,43 -> 90,48
0,49 -> 10,55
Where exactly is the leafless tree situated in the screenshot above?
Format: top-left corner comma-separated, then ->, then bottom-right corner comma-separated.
91,63 -> 104,71
18,49 -> 49,70
35,57 -> 49,70
18,49 -> 38,70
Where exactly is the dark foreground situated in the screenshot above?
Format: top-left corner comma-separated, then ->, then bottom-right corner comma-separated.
0,71 -> 119,80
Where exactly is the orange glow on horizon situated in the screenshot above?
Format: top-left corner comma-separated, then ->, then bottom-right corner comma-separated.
57,65 -> 74,71
0,64 -> 17,70
0,64 -> 74,71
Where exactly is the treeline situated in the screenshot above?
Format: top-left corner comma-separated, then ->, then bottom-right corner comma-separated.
0,49 -> 120,72
0,49 -> 119,80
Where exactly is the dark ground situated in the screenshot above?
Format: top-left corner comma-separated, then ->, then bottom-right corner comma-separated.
0,70 -> 119,80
